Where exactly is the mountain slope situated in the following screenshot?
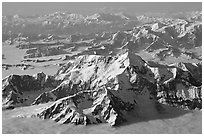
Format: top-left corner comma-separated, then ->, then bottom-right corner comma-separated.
3,51 -> 201,126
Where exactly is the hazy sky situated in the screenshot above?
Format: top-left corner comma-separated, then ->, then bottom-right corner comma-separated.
2,2 -> 202,16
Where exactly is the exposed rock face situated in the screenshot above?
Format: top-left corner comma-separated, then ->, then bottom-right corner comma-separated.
155,62 -> 202,109
36,89 -> 130,126
29,51 -> 201,126
2,72 -> 59,109
2,63 -> 34,71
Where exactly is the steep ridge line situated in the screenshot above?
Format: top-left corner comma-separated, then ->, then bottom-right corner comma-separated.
2,51 -> 201,126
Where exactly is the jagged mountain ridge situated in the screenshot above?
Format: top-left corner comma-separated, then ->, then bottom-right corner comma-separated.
2,11 -> 201,42
2,72 -> 60,109
2,12 -> 139,41
9,17 -> 201,63
2,51 -> 202,126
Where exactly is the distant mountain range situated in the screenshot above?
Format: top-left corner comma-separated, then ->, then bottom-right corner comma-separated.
2,11 -> 201,41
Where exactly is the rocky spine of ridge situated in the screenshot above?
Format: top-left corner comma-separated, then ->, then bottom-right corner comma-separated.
2,72 -> 60,109
29,51 -> 201,126
32,52 -> 159,126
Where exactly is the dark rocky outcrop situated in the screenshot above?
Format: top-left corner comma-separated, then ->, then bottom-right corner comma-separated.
2,72 -> 60,109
